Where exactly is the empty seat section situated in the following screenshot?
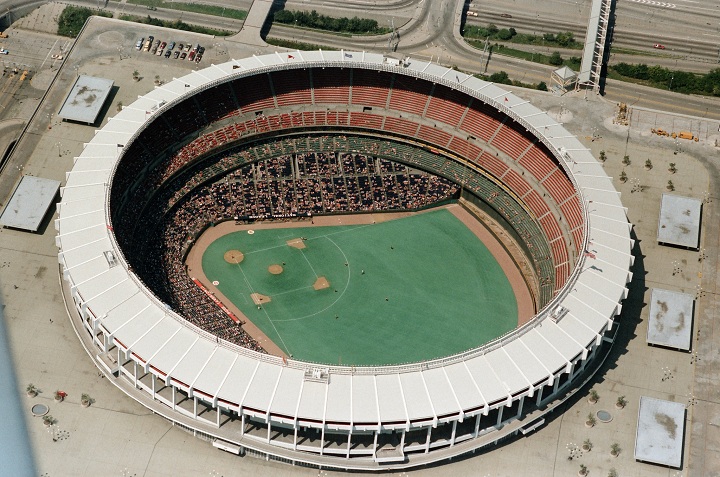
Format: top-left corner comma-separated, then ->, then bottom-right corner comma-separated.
491,123 -> 532,160
312,68 -> 351,104
540,214 -> 563,244
194,82 -> 238,123
460,101 -> 503,142
425,84 -> 469,127
502,169 -> 532,197
560,195 -> 583,231
271,70 -> 312,107
477,151 -> 509,178
518,145 -> 556,182
448,137 -> 482,162
417,125 -> 453,148
554,262 -> 570,289
542,169 -> 575,204
572,227 -> 585,251
522,189 -> 551,218
388,74 -> 431,116
550,235 -> 569,266
351,69 -> 391,108
349,112 -> 384,129
235,75 -> 275,113
383,117 -> 419,137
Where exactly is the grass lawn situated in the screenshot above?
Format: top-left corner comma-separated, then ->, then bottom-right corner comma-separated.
202,209 -> 517,365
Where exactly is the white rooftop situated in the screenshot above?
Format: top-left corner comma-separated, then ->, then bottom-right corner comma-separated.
0,175 -> 60,232
657,193 -> 702,249
647,288 -> 694,350
635,396 -> 685,468
56,51 -> 633,427
58,75 -> 114,124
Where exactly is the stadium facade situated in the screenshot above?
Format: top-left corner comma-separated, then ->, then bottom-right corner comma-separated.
55,51 -> 632,470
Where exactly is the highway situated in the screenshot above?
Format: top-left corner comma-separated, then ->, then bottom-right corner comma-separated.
1,0 -> 719,119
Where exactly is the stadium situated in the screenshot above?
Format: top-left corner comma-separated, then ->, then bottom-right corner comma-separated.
56,50 -> 632,470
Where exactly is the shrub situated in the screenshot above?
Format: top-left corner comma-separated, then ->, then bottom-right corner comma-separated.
549,51 -> 563,66
57,6 -> 111,37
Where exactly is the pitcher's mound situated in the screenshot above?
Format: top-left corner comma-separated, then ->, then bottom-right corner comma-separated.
313,276 -> 330,290
287,238 -> 306,249
268,264 -> 283,274
251,293 -> 271,305
224,250 -> 244,263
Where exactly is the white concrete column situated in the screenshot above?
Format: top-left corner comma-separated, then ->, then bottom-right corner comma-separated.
346,431 -> 352,458
172,385 -> 176,410
267,419 -> 272,443
473,413 -> 481,437
373,430 -> 378,454
216,406 -> 221,427
536,385 -> 544,406
450,420 -> 457,446
293,425 -> 298,450
320,426 -> 325,455
496,406 -> 504,427
517,396 -> 525,418
193,396 -> 198,418
424,426 -> 432,453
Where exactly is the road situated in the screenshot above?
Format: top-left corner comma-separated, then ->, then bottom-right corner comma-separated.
1,0 -> 720,120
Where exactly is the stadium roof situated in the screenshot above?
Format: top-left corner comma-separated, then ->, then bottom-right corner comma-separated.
58,75 -> 114,124
56,51 -> 633,427
647,288 -> 694,350
635,396 -> 685,468
0,175 -> 60,232
657,193 -> 701,249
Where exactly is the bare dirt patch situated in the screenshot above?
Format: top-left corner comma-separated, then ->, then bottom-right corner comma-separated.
287,238 -> 306,249
224,250 -> 244,263
268,264 -> 283,274
313,276 -> 330,290
251,293 -> 271,305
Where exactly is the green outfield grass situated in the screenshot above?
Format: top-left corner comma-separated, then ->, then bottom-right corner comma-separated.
201,209 -> 517,365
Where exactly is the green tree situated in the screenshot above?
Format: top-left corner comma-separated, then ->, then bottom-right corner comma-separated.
549,51 -> 563,66
488,71 -> 511,84
537,81 -> 548,91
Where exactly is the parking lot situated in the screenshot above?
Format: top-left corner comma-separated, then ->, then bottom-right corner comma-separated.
136,34 -> 206,63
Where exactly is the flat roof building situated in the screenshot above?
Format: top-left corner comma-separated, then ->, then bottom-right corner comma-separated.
0,175 -> 60,232
646,288 -> 694,351
57,75 -> 114,124
657,193 -> 702,249
635,396 -> 686,468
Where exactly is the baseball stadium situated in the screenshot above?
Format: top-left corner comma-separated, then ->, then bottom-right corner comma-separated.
56,50 -> 632,470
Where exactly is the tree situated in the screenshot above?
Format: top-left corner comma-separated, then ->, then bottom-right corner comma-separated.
537,81 -> 548,91
497,28 -> 513,40
599,150 -> 606,162
616,395 -> 627,409
644,159 -> 652,170
488,71 -> 511,84
582,438 -> 593,451
608,468 -> 618,477
579,463 -> 588,476
132,70 -> 139,81
622,155 -> 631,165
667,180 -> 675,191
610,443 -> 621,456
619,171 -> 628,183
589,389 -> 599,403
549,51 -> 563,66
669,162 -> 677,173
586,412 -> 597,427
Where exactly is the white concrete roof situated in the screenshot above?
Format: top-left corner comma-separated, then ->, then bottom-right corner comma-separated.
647,288 -> 694,350
56,51 -> 632,426
635,396 -> 685,468
0,175 -> 59,231
58,75 -> 114,124
657,193 -> 702,249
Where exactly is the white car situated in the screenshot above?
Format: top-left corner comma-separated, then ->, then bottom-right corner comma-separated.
0,48 -> 8,55
51,54 -> 63,60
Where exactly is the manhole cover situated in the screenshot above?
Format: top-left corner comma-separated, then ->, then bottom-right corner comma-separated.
596,410 -> 613,423
31,403 -> 49,417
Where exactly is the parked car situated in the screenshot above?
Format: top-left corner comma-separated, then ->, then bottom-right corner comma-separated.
174,51 -> 180,59
198,46 -> 205,55
178,43 -> 184,51
164,50 -> 172,58
184,44 -> 191,52
180,52 -> 187,59
195,53 -> 202,63
653,43 -> 666,49
143,39 -> 152,51
135,37 -> 144,50
160,41 -> 166,49
167,41 -> 175,50
148,35 -> 154,43
188,51 -> 196,61
0,48 -> 8,55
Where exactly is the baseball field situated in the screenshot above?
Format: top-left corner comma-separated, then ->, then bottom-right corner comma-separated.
198,208 -> 518,366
